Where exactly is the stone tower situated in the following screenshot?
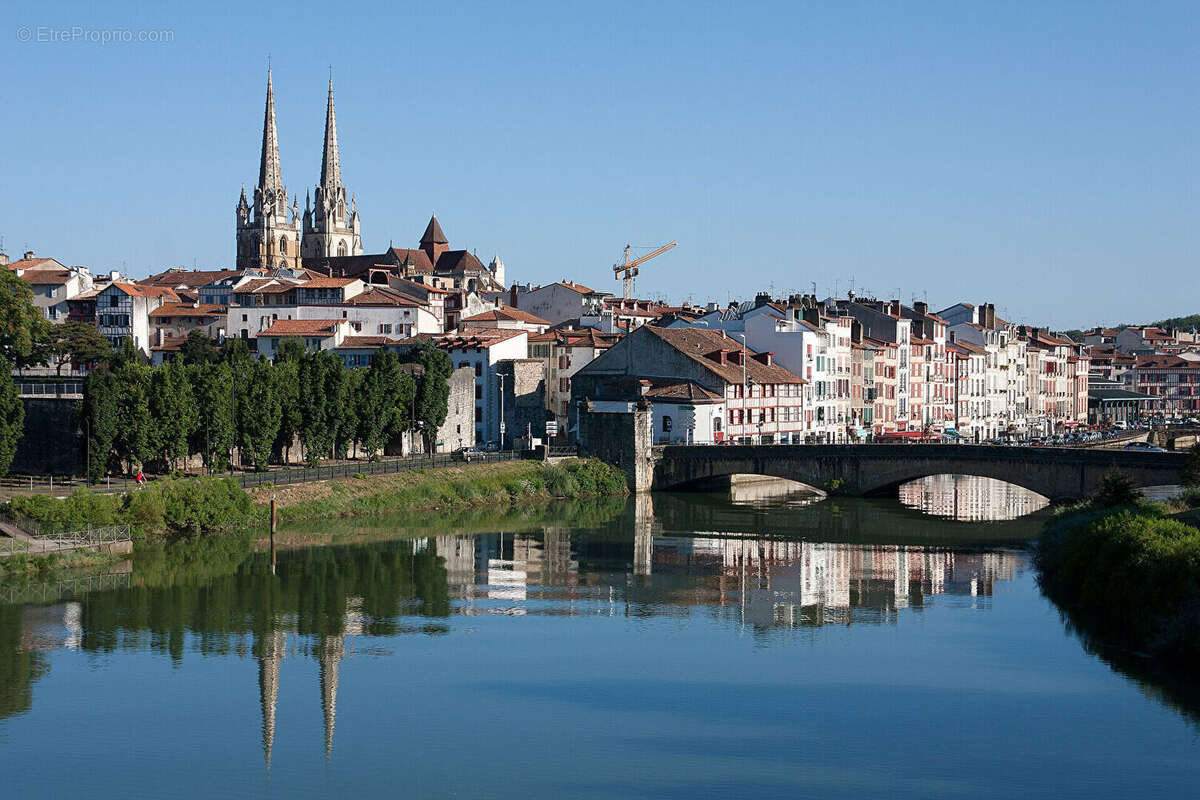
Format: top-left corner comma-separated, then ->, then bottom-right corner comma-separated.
236,68 -> 302,270
419,214 -> 449,267
302,78 -> 362,259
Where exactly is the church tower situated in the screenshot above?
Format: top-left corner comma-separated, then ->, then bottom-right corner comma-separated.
302,78 -> 363,259
237,68 -> 302,269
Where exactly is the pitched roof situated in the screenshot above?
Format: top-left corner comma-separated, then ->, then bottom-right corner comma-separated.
435,328 -> 527,349
643,380 -> 724,402
258,319 -> 344,337
19,269 -> 73,285
420,214 -> 448,245
462,306 -> 550,325
434,249 -> 488,275
7,257 -> 67,272
642,326 -> 805,385
342,285 -> 419,307
141,269 -> 242,288
300,276 -> 358,288
107,283 -> 180,300
552,328 -> 622,348
389,247 -> 434,273
148,302 -> 227,317
336,336 -> 402,349
1135,353 -> 1200,370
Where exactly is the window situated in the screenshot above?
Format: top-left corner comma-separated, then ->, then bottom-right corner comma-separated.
110,295 -> 119,307
475,384 -> 482,399
475,406 -> 483,423
474,363 -> 482,377
279,236 -> 288,255
662,415 -> 672,433
337,240 -> 348,257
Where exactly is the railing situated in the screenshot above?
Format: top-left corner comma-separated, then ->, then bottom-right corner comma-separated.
234,450 -> 518,489
0,519 -> 131,557
547,446 -> 580,458
0,572 -> 131,605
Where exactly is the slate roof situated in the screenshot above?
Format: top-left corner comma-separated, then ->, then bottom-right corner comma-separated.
420,215 -> 448,245
642,326 -> 805,385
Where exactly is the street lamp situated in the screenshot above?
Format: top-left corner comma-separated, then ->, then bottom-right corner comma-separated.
737,333 -> 748,444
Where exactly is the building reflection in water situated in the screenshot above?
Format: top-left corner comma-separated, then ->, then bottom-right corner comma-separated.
898,474 -> 1048,521
3,486 -> 1029,769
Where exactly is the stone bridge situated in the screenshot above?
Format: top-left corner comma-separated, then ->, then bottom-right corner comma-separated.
650,444 -> 1186,500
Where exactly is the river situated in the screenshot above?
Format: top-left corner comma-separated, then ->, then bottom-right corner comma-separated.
0,475 -> 1196,798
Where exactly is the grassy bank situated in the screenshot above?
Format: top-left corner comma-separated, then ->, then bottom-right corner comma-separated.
259,458 -> 628,523
1,459 -> 628,538
0,548 -> 119,582
1035,476 -> 1200,665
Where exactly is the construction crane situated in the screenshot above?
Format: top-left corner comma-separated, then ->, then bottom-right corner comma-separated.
613,241 -> 677,299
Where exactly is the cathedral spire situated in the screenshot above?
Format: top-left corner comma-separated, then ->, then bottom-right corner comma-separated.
319,75 -> 342,192
258,68 -> 284,195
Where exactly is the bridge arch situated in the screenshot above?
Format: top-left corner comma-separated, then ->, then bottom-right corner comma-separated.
650,444 -> 1184,502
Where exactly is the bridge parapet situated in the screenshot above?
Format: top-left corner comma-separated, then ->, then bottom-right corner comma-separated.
652,444 -> 1185,500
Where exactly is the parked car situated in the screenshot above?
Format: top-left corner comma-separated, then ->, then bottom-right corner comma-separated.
1124,441 -> 1166,452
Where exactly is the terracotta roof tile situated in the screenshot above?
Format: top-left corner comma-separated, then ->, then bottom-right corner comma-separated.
257,319 -> 344,337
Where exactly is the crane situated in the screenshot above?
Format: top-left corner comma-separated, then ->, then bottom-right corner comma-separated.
613,241 -> 677,299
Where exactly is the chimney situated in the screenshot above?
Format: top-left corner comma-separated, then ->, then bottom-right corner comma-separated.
509,284 -> 519,307
23,250 -> 35,260
754,291 -> 771,309
802,306 -> 821,328
850,319 -> 863,343
914,300 -> 928,315
986,303 -> 996,329
888,300 -> 901,317
0,252 -> 8,267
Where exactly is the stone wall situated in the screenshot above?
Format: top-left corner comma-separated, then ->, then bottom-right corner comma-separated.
436,367 -> 476,452
498,359 -> 552,449
578,400 -> 653,492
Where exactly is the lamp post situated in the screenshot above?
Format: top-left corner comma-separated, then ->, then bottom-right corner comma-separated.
498,371 -> 506,451
737,333 -> 748,444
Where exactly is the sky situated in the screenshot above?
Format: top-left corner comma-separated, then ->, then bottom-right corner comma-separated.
1,1 -> 1196,330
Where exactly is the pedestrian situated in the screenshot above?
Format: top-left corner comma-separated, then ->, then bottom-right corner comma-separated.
136,470 -> 145,487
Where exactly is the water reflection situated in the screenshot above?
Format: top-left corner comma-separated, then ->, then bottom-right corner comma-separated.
898,474 -> 1049,521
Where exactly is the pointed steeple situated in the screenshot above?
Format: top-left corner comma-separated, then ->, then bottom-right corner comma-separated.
319,635 -> 345,760
258,68 -> 284,195
420,213 -> 448,246
319,76 -> 342,192
256,630 -> 286,770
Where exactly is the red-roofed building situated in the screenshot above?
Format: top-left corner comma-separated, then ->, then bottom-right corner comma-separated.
256,318 -> 352,358
95,282 -> 180,354
1128,352 -> 1200,415
461,305 -> 551,334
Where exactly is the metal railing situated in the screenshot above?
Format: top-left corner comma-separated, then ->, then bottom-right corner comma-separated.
0,521 -> 131,557
234,450 -> 518,489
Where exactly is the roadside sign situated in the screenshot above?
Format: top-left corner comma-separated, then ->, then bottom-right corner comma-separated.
545,420 -> 559,436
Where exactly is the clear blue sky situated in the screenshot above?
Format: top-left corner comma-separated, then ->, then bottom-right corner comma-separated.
2,1 -> 1196,329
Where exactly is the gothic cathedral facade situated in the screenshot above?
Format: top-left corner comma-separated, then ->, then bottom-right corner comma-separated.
236,70 -> 362,269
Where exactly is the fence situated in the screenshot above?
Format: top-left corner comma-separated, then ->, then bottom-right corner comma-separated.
0,571 -> 131,605
0,509 -> 131,557
234,450 -> 518,489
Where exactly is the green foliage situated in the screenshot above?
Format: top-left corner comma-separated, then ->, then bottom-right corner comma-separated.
1037,505 -> 1200,663
50,321 -> 111,373
297,351 -> 346,465
148,360 -> 198,471
179,329 -> 216,365
238,358 -> 281,471
188,362 -> 234,472
0,269 -> 54,368
404,341 -> 452,448
1094,469 -> 1142,508
1181,444 -> 1200,489
273,337 -> 306,364
357,350 -> 410,459
4,477 -> 258,536
0,359 -> 24,477
270,357 -> 301,462
110,354 -> 155,473
81,368 -> 121,481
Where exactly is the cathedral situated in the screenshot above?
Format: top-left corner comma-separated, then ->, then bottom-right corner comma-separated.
235,69 -> 505,293
236,69 -> 362,269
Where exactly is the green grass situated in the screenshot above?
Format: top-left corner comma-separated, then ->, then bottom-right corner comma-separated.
1036,494 -> 1200,665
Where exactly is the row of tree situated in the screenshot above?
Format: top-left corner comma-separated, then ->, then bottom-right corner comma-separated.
80,337 -> 452,480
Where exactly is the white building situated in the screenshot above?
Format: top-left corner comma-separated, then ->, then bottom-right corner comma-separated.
434,329 -> 529,447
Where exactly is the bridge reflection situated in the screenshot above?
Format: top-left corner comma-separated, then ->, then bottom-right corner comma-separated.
2,486 -> 1033,764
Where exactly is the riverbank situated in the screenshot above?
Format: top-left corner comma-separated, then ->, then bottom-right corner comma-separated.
0,458 -> 628,541
257,458 -> 628,523
1035,497 -> 1200,667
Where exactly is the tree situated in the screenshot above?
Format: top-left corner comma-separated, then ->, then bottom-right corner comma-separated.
272,357 -> 302,464
188,362 -> 234,473
80,368 -> 121,481
180,329 -> 217,365
406,342 -> 452,449
357,350 -> 406,459
0,360 -> 24,476
1094,470 -> 1141,508
0,270 -> 54,368
274,337 -> 306,364
111,353 -> 154,474
340,368 -> 363,458
50,321 -> 111,375
1182,443 -> 1200,489
238,359 -> 282,471
149,359 -> 198,471
297,351 -> 347,464
220,337 -> 253,366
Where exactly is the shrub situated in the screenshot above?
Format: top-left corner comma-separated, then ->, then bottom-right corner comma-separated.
1094,470 -> 1141,508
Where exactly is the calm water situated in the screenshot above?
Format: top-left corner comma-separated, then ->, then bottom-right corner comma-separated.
1,478 -> 1197,799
